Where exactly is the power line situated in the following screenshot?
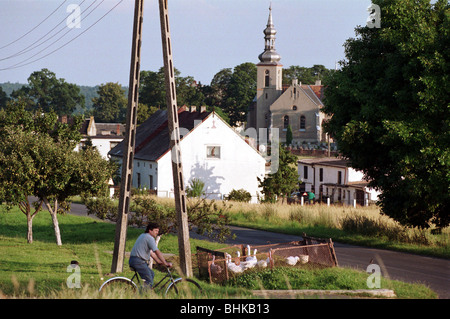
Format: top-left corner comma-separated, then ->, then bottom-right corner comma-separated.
0,0 -> 124,71
0,0 -> 68,50
0,0 -> 93,62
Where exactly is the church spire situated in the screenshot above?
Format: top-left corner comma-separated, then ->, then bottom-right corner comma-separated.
258,4 -> 281,64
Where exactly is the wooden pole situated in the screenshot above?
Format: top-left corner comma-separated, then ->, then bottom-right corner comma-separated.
158,0 -> 193,277
111,0 -> 144,273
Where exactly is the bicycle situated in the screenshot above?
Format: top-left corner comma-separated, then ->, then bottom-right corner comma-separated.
99,264 -> 202,298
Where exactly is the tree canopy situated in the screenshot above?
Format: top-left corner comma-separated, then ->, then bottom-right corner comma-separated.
323,0 -> 449,229
11,68 -> 85,116
0,101 -> 115,244
92,82 -> 128,123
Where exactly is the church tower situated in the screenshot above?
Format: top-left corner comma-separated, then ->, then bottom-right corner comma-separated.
255,5 -> 283,133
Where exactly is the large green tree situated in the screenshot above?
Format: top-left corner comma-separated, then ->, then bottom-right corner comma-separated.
323,0 -> 449,229
283,64 -> 332,85
92,82 -> 128,123
11,68 -> 85,115
139,67 -> 205,109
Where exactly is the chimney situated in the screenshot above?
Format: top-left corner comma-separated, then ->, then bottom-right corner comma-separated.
200,106 -> 207,113
116,124 -> 120,135
315,79 -> 322,86
190,106 -> 197,113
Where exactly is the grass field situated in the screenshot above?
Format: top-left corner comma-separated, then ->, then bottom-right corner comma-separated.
0,205 -> 438,299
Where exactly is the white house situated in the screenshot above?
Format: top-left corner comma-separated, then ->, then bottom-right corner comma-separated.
109,106 -> 266,203
298,158 -> 380,206
72,116 -> 125,159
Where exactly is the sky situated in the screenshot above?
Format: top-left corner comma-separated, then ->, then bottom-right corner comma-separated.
0,0 -> 373,87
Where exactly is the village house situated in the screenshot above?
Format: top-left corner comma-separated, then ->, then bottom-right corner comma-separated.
298,157 -> 380,206
72,116 -> 125,159
108,106 -> 266,203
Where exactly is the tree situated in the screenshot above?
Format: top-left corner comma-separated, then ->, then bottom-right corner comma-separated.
92,82 -> 127,123
0,87 -> 9,108
283,65 -> 332,85
286,125 -> 293,146
323,0 -> 449,229
139,67 -> 206,109
257,145 -> 299,203
0,101 -> 114,244
11,68 -> 85,115
225,62 -> 257,126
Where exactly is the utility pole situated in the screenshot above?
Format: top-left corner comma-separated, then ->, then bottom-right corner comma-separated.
111,0 -> 144,273
158,0 -> 193,277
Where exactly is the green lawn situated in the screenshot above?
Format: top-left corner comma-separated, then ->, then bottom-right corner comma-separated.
0,206 -> 437,299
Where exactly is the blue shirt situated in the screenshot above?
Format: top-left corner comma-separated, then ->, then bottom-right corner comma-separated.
130,233 -> 159,261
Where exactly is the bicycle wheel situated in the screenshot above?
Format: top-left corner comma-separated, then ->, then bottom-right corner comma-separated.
98,277 -> 138,296
164,278 -> 202,298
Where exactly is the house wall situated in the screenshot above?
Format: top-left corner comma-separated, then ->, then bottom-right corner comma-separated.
75,137 -> 123,159
156,114 -> 266,203
298,162 -> 379,205
133,159 -> 158,190
270,84 -> 322,143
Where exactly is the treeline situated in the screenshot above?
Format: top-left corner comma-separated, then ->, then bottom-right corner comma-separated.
1,63 -> 332,126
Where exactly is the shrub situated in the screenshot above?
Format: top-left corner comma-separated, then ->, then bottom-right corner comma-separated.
186,178 -> 205,198
226,189 -> 252,202
84,197 -> 118,221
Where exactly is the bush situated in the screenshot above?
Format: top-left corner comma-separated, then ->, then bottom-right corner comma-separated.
130,195 -> 175,234
186,178 -> 205,198
84,197 -> 118,221
226,189 -> 252,202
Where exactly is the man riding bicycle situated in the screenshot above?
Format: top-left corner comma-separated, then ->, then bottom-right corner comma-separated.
129,222 -> 173,289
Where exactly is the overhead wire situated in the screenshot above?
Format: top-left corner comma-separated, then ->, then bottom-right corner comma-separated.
0,0 -> 68,50
0,0 -> 90,62
0,0 -> 104,65
0,0 -> 124,71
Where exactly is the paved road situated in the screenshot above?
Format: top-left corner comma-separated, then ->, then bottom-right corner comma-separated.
69,202 -> 450,299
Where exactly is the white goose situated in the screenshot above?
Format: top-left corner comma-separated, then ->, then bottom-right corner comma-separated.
285,256 -> 300,266
210,255 -> 223,275
257,249 -> 272,268
243,248 -> 258,270
226,251 -> 244,274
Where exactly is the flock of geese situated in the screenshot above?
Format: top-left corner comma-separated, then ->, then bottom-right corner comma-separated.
210,245 -> 309,275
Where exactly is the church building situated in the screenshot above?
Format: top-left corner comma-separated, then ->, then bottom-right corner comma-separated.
246,6 -> 330,145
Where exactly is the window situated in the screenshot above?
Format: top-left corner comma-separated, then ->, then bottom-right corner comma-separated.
292,105 -> 297,111
338,171 -> 342,184
265,70 -> 270,87
319,168 -> 323,182
283,115 -> 289,129
137,173 -> 141,188
300,115 -> 306,130
303,166 -> 308,179
207,146 -> 220,159
149,175 -> 154,189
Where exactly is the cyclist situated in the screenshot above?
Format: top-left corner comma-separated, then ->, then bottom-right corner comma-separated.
129,222 -> 172,289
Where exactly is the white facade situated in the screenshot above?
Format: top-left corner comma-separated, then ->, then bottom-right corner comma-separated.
75,137 -> 123,159
298,158 -> 380,206
129,113 -> 266,203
